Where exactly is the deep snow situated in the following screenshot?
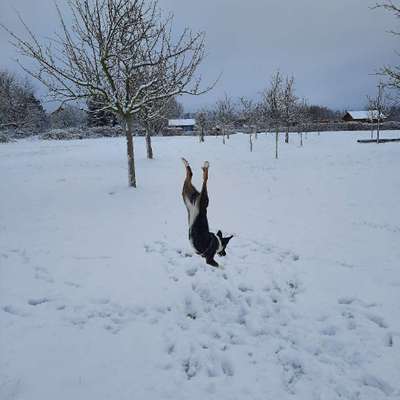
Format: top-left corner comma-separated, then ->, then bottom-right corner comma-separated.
1,132 -> 399,399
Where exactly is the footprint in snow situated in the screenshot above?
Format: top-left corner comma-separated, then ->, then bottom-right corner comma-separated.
385,332 -> 394,347
28,297 -> 50,306
362,374 -> 394,396
34,266 -> 54,283
337,297 -> 377,308
279,356 -> 305,394
2,304 -> 30,317
337,297 -> 357,305
320,325 -> 337,336
90,297 -> 110,305
185,265 -> 198,277
365,313 -> 388,329
64,281 -> 81,288
0,377 -> 23,400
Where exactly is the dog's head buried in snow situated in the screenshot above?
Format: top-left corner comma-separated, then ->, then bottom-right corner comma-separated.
181,158 -> 233,267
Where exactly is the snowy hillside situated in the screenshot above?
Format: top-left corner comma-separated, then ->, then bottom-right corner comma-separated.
1,132 -> 400,400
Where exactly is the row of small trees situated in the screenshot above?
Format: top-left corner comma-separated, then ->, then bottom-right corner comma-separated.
197,79 -> 340,134
194,71 -> 339,157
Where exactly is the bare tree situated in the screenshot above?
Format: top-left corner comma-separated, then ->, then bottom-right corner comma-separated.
165,97 -> 184,120
137,97 -> 182,159
281,75 -> 297,144
215,94 -> 236,144
196,111 -> 207,143
366,99 -> 376,139
258,97 -> 272,134
262,71 -> 283,159
306,105 -> 333,135
0,70 -> 47,132
50,104 -> 87,128
2,0 -> 207,187
367,82 -> 389,143
373,2 -> 400,94
295,98 -> 309,147
239,97 -> 258,139
87,96 -> 118,127
137,102 -> 159,160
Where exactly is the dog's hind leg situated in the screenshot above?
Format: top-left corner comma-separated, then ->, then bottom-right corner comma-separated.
199,161 -> 210,211
202,161 -> 209,183
181,158 -> 199,202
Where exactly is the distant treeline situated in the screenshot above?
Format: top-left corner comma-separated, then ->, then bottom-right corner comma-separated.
0,69 -> 183,139
3,68 -> 400,140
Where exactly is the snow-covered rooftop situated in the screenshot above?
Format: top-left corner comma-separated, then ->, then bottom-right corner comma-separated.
168,118 -> 196,127
346,110 -> 386,120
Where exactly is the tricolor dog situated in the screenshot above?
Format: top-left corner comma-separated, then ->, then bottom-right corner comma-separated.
181,158 -> 233,267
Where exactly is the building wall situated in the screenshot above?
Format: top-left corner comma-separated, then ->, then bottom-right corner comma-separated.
170,125 -> 195,131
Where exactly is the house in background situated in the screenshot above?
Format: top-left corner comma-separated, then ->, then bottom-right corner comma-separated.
168,118 -> 196,132
343,110 -> 386,123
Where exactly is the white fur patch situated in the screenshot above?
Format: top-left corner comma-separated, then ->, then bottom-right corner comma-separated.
184,195 -> 199,229
216,234 -> 224,253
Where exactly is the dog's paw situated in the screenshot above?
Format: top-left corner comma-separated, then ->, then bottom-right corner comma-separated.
182,158 -> 189,167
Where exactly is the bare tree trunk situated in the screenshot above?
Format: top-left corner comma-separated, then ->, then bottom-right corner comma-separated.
145,127 -> 153,159
285,125 -> 289,143
376,119 -> 380,144
222,127 -> 226,144
300,131 -> 303,147
249,134 -> 253,152
371,122 -> 374,139
275,129 -> 279,159
199,127 -> 205,143
125,117 -> 136,187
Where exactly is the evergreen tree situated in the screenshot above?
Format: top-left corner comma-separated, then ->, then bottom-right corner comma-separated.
87,96 -> 118,127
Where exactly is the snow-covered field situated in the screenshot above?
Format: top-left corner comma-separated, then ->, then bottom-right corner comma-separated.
1,132 -> 400,400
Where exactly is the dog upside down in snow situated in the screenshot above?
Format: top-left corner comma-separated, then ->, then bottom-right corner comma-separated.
182,158 -> 233,267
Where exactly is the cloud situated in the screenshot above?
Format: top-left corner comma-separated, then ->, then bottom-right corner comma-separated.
1,0 -> 398,111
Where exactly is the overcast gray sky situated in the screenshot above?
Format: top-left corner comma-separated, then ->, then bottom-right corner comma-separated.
0,0 -> 399,112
